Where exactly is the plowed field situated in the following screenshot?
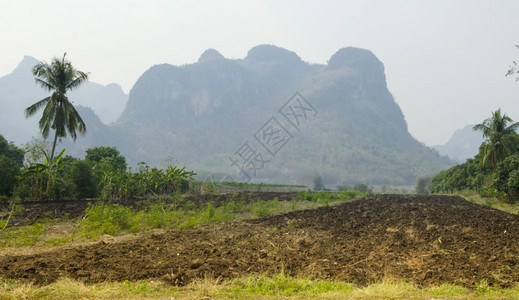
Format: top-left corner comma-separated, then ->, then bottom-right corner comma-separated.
2,194 -> 519,288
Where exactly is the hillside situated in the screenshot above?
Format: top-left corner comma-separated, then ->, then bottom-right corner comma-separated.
433,124 -> 484,163
115,45 -> 452,185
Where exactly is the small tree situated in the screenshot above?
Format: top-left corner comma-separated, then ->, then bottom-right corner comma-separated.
415,177 -> 431,195
313,175 -> 324,191
85,146 -> 127,172
66,160 -> 97,199
353,183 -> 371,193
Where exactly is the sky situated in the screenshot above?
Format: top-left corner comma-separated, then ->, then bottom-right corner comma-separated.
1,0 -> 519,146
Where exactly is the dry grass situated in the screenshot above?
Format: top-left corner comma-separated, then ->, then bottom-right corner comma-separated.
1,275 -> 519,299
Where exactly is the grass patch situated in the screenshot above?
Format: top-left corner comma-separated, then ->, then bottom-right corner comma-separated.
220,273 -> 355,298
2,275 -> 519,299
456,190 -> 519,214
0,190 -> 366,251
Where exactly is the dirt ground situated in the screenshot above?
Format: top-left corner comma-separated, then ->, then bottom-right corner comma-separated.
2,194 -> 519,288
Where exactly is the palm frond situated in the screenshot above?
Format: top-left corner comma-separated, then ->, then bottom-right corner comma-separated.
34,78 -> 55,92
67,70 -> 89,90
25,97 -> 50,118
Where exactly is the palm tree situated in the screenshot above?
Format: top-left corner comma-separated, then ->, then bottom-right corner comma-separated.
25,53 -> 88,162
473,109 -> 519,171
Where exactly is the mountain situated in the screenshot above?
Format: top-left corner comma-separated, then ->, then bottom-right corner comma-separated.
1,48 -> 453,185
433,125 -> 484,163
0,56 -> 128,145
69,82 -> 127,124
115,45 -> 453,185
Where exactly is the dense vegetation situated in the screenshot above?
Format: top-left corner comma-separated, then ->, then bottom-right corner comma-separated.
0,142 -> 194,201
0,134 -> 25,197
426,109 -> 519,203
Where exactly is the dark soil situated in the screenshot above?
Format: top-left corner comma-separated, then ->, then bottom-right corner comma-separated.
1,194 -> 519,288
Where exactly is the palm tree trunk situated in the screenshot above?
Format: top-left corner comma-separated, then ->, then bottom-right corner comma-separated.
50,130 -> 59,163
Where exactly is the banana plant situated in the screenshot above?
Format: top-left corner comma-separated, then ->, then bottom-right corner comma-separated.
21,148 -> 67,200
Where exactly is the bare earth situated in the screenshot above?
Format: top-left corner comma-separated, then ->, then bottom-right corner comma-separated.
2,194 -> 519,288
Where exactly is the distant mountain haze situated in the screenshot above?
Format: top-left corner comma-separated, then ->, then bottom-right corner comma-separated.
1,46 -> 453,185
114,45 -> 452,185
433,124 -> 485,163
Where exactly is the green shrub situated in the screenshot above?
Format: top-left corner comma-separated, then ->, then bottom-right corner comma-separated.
67,160 -> 97,198
0,156 -> 20,197
80,203 -> 139,238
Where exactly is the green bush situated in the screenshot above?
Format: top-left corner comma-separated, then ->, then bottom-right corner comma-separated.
495,153 -> 519,202
85,146 -> 127,172
0,134 -> 24,197
80,203 -> 139,238
67,160 -> 97,198
0,156 -> 20,197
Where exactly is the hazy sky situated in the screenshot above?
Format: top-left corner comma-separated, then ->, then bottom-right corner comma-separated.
1,0 -> 519,146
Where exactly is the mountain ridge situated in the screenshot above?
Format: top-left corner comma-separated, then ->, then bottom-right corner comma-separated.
1,47 -> 452,185
114,45 -> 452,185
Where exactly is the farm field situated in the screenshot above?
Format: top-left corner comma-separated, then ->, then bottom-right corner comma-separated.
1,193 -> 519,299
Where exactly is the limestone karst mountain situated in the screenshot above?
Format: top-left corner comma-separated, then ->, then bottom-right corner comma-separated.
114,45 -> 452,185
1,47 -> 452,185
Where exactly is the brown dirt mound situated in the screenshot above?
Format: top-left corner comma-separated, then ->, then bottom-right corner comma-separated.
2,194 -> 519,288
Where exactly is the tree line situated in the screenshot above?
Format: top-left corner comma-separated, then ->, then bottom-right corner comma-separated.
419,45 -> 519,201
0,141 -> 194,201
423,109 -> 519,202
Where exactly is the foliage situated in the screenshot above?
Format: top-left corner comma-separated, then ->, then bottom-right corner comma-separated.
1,190 -> 366,248
80,203 -> 138,238
22,138 -> 49,165
0,134 -> 24,167
295,190 -> 365,203
0,157 -> 21,197
17,149 -> 69,200
25,53 -> 88,162
66,159 -> 97,199
0,135 -> 25,197
313,175 -> 324,191
429,156 -> 491,194
495,153 -> 519,202
473,109 -> 519,171
97,162 -> 195,200
415,177 -> 431,194
85,146 -> 127,172
10,144 -> 193,201
352,183 -> 372,192
430,109 -> 519,201
507,44 -> 519,81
